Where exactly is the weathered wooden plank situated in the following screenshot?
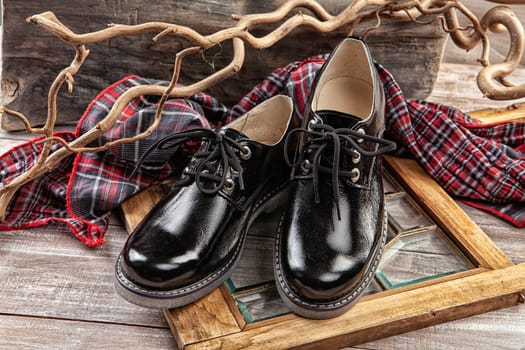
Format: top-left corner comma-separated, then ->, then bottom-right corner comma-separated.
356,304 -> 525,350
165,286 -> 242,350
427,63 -> 525,112
0,129 -> 35,141
0,138 -> 25,155
1,0 -> 446,130
186,263 -> 525,350
0,314 -> 176,350
467,103 -> 525,123
0,225 -> 168,328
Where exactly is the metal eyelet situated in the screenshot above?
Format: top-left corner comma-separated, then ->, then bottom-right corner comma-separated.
183,158 -> 198,174
300,159 -> 311,175
356,128 -> 366,144
240,145 -> 252,160
230,167 -> 239,176
223,178 -> 235,193
307,117 -> 322,131
352,150 -> 361,164
350,168 -> 360,183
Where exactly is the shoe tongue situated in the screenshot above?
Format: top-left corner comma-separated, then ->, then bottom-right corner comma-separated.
315,110 -> 362,129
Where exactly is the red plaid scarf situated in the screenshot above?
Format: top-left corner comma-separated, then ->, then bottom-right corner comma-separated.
1,55 -> 524,246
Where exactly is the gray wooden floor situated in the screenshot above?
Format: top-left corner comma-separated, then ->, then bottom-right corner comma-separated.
1,2 -> 525,349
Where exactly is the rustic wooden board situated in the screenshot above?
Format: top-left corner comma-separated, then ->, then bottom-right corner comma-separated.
0,225 -> 168,328
164,287 -> 242,350
1,0 -> 446,130
0,138 -> 25,154
229,235 -> 275,289
468,102 -> 525,123
185,263 -> 525,350
0,314 -> 176,350
427,63 -> 525,112
357,304 -> 525,350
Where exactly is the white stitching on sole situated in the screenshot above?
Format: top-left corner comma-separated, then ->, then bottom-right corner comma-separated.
116,183 -> 288,299
275,208 -> 388,310
116,239 -> 242,297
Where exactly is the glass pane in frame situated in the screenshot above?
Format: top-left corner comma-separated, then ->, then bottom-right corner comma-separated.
228,235 -> 274,291
376,229 -> 472,289
234,285 -> 289,323
386,194 -> 432,232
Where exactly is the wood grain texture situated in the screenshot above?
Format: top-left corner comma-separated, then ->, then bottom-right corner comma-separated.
459,202 -> 525,265
0,314 -> 176,350
427,63 -> 525,112
186,263 -> 525,350
165,287 -> 242,349
468,103 -> 525,123
0,224 -> 168,329
356,304 -> 525,350
229,235 -> 275,289
0,138 -> 25,154
1,0 -> 446,130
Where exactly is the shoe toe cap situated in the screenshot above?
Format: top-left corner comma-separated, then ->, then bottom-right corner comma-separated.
119,245 -> 202,290
283,254 -> 367,301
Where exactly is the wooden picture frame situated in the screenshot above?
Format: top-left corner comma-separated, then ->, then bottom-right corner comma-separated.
120,110 -> 525,349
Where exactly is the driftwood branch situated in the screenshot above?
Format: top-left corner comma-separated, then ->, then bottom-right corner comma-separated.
0,0 -> 524,220
445,4 -> 524,100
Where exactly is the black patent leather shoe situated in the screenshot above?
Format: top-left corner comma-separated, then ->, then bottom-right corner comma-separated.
275,38 -> 397,319
115,95 -> 294,309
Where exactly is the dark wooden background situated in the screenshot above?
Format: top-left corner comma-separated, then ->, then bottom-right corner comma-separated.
0,0 -> 446,130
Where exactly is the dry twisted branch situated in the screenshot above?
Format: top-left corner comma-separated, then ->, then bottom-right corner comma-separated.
0,0 -> 524,220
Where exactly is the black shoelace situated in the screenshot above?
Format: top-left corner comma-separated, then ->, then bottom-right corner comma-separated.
133,128 -> 251,194
284,122 -> 397,219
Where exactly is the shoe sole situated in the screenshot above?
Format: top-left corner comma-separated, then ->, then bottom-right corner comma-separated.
274,208 -> 388,320
114,183 -> 289,309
